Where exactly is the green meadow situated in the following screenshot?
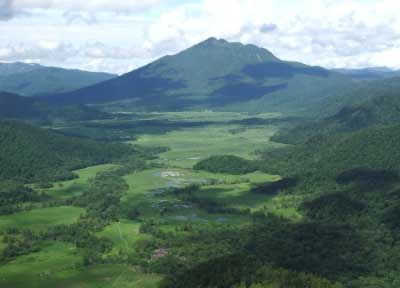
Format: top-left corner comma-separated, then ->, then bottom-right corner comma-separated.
0,206 -> 84,233
44,164 -> 118,199
0,242 -> 160,288
97,220 -> 151,255
133,112 -> 284,168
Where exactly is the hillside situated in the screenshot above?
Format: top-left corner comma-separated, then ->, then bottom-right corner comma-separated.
42,38 -> 351,113
0,120 -> 133,182
0,92 -> 112,124
263,125 -> 400,181
0,62 -> 116,96
273,77 -> 400,144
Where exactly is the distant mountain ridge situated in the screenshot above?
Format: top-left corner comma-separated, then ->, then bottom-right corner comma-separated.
334,67 -> 400,80
0,62 -> 42,76
0,62 -> 116,96
42,38 -> 351,113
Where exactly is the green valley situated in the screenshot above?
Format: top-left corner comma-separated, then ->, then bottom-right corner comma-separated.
1,34 -> 400,288
0,111 -> 293,288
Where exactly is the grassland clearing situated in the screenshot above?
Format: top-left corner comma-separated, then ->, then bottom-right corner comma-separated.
0,206 -> 84,233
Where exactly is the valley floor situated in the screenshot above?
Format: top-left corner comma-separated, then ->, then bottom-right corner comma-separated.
0,111 -> 298,288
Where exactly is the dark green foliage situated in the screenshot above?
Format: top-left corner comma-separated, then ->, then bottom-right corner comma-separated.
0,62 -> 115,96
382,203 -> 400,233
194,155 -> 258,174
0,181 -> 40,206
160,254 -> 259,288
249,222 -> 373,279
244,265 -> 343,288
251,177 -> 298,195
0,180 -> 45,215
0,120 -> 134,182
303,192 -> 366,222
336,168 -> 399,189
159,215 -> 373,288
1,232 -> 41,261
161,257 -> 342,288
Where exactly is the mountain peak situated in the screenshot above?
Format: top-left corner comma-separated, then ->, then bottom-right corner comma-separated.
200,37 -> 228,46
186,37 -> 279,63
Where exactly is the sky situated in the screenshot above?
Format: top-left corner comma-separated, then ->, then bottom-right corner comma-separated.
0,0 -> 399,74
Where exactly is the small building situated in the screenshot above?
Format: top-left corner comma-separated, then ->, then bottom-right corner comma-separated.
151,248 -> 168,260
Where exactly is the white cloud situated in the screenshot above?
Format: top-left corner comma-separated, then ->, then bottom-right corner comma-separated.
1,0 -> 400,73
11,0 -> 164,12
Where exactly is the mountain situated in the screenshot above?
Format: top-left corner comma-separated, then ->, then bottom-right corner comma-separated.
0,92 -> 112,124
0,120 -> 133,182
0,62 -> 116,96
43,38 -> 351,113
334,67 -> 400,80
273,77 -> 400,144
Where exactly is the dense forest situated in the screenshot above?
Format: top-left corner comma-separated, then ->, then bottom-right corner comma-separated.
0,120 -> 134,182
194,155 -> 258,174
263,125 -> 400,183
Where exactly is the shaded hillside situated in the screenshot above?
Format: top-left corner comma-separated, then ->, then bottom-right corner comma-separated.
0,92 -> 50,122
0,62 -> 115,96
43,38 -> 351,113
0,121 -> 133,182
0,92 -> 112,124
